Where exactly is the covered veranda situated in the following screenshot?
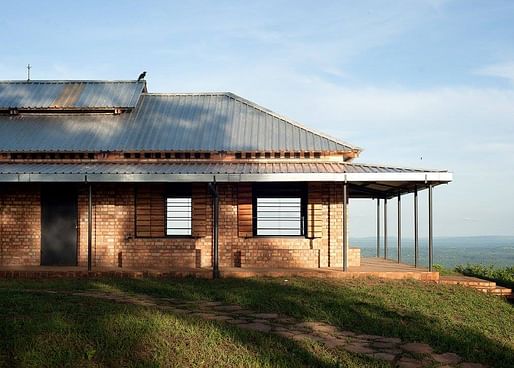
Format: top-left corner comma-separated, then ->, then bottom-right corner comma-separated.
0,257 -> 436,280
0,161 -> 452,279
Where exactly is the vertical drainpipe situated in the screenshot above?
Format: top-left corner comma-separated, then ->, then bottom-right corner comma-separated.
87,179 -> 92,272
414,186 -> 419,268
384,198 -> 388,260
428,184 -> 433,272
376,199 -> 380,258
342,180 -> 348,271
208,178 -> 219,279
397,194 -> 401,263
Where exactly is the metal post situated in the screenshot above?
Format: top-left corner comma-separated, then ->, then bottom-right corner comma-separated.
428,184 -> 433,272
414,187 -> 419,268
384,198 -> 388,260
209,181 -> 220,279
87,183 -> 92,272
342,183 -> 348,271
376,199 -> 380,257
0,185 -> 3,265
397,195 -> 401,263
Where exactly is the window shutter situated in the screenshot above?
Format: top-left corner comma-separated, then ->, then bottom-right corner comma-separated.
136,184 -> 165,237
238,183 -> 253,237
307,182 -> 323,238
192,183 -> 208,237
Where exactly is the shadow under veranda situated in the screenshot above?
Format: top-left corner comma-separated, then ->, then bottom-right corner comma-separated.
0,289 -> 383,368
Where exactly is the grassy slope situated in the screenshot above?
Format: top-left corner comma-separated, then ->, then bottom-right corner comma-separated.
1,277 -> 514,367
0,287 -> 384,368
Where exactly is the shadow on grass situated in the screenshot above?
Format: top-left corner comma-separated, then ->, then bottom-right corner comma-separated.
81,276 -> 514,368
0,289 -> 383,368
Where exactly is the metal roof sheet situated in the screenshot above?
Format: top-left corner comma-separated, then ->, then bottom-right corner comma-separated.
0,80 -> 145,109
0,162 -> 452,197
0,93 -> 358,152
0,161 -> 444,175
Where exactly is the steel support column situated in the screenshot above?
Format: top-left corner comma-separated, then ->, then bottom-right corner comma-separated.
397,195 -> 401,263
428,184 -> 433,272
87,183 -> 92,272
414,187 -> 419,268
376,199 -> 380,257
343,182 -> 348,271
208,182 -> 220,279
384,198 -> 388,260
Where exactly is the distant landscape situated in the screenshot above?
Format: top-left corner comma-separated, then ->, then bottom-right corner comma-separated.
351,236 -> 514,268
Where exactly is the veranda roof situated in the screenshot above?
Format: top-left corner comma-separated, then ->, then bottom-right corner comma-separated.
0,161 -> 452,198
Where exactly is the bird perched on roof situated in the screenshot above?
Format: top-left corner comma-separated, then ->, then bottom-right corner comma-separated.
137,71 -> 146,81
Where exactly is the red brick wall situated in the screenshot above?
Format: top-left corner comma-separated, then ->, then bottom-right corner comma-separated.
77,184 -> 212,269
0,182 -> 358,269
218,183 -> 351,269
0,184 -> 41,266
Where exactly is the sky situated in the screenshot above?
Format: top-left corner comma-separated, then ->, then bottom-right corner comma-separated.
1,0 -> 513,237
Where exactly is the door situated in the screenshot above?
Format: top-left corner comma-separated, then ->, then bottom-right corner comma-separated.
41,185 -> 78,266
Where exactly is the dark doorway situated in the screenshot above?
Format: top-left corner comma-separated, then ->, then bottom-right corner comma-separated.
41,185 -> 78,266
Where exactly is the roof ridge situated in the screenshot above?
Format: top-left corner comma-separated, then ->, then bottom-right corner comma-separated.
143,92 -> 229,96
224,92 -> 362,152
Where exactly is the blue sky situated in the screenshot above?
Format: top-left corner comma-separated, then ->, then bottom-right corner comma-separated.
1,1 -> 514,237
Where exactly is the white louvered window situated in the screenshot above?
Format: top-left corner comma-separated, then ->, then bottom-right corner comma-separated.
256,197 -> 303,236
166,197 -> 192,236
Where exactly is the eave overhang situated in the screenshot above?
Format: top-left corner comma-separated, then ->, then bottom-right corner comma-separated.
0,162 -> 452,198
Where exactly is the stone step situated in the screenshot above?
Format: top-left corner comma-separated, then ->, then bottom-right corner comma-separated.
471,286 -> 512,297
439,276 -> 496,287
438,276 -> 512,298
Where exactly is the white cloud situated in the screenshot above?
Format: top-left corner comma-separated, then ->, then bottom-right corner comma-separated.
475,62 -> 514,84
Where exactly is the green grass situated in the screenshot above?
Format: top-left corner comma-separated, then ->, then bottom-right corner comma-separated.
432,264 -> 460,276
0,285 -> 385,368
1,277 -> 513,367
455,264 -> 514,289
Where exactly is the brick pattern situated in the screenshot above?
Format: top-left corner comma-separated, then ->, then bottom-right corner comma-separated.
0,182 -> 358,270
0,184 -> 41,266
348,248 -> 361,267
77,183 -> 213,269
240,249 -> 320,268
307,182 -> 323,238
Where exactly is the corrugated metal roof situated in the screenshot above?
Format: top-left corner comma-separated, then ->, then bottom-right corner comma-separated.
0,162 -> 452,198
0,161 -> 443,175
0,80 -> 145,109
0,93 -> 358,152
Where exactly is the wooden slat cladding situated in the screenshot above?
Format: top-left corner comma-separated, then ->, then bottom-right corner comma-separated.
307,182 -> 323,238
136,184 -> 165,237
238,183 -> 253,237
192,183 -> 208,237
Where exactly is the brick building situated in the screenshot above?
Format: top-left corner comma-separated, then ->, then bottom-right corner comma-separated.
0,80 -> 452,276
